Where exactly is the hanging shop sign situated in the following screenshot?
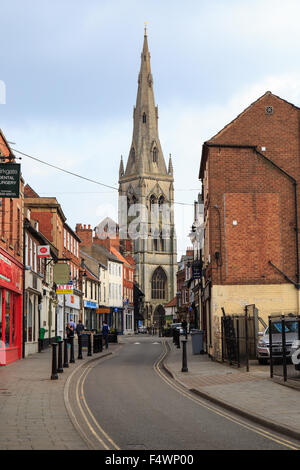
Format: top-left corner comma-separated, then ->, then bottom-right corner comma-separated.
56,284 -> 73,295
0,163 -> 20,198
37,245 -> 50,258
96,307 -> 110,314
53,263 -> 70,284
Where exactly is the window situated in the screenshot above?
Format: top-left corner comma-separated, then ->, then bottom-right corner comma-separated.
64,229 -> 66,248
34,242 -> 37,272
30,239 -> 33,268
153,147 -> 158,163
142,112 -> 146,123
9,199 -> 13,245
131,147 -> 135,162
5,291 -> 11,347
1,198 -> 5,237
151,267 -> 167,300
17,207 -> 20,252
25,233 -> 29,265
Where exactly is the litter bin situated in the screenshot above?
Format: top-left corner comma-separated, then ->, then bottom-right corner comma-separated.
190,329 -> 204,354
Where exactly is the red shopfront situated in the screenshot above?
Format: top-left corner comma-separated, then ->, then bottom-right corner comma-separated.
0,247 -> 23,365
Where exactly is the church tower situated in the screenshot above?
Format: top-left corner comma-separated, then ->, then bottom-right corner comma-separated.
118,28 -> 177,326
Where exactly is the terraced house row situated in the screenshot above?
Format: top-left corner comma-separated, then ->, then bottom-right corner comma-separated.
0,131 -> 138,366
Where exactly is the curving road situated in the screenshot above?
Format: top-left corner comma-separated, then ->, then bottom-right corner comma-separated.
78,336 -> 299,450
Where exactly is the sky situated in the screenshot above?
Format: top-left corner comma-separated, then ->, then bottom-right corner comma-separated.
1,0 -> 300,258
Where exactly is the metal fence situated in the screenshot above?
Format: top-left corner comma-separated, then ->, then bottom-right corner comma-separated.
221,311 -> 256,370
269,315 -> 300,383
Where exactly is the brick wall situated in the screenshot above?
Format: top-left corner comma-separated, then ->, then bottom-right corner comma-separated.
201,92 -> 300,287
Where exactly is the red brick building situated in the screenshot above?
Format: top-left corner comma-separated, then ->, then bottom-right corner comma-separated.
24,186 -> 82,332
176,248 -> 193,323
199,91 -> 300,358
0,131 -> 24,365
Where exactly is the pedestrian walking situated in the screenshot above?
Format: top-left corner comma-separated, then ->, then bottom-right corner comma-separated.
66,322 -> 74,345
76,319 -> 84,336
102,321 -> 110,349
69,316 -> 76,332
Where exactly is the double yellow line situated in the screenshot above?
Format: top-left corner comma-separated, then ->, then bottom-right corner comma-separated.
65,353 -> 120,450
154,341 -> 300,451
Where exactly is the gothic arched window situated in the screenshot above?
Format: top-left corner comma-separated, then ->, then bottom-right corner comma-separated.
151,267 -> 167,300
131,147 -> 135,162
153,147 -> 158,163
143,113 -> 147,123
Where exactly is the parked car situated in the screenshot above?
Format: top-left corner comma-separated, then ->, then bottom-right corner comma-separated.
171,323 -> 184,335
257,319 -> 299,364
138,325 -> 147,334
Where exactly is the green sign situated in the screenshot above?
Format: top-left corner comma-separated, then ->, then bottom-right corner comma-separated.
0,163 -> 20,198
53,263 -> 70,284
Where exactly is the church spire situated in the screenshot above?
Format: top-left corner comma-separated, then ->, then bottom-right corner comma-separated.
168,153 -> 173,176
123,28 -> 168,178
119,155 -> 124,178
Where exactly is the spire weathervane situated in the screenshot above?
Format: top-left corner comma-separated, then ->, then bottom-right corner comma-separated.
144,22 -> 148,36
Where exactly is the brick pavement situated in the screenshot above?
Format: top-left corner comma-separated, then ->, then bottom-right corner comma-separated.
0,341 -> 120,450
164,337 -> 300,440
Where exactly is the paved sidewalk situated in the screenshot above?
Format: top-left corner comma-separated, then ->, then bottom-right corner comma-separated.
0,342 -> 120,450
163,337 -> 300,440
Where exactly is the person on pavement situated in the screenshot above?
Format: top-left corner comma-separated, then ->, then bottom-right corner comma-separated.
102,321 -> 110,349
69,317 -> 76,332
76,319 -> 84,336
66,322 -> 74,345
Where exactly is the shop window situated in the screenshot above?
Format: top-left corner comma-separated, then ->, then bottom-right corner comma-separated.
0,290 -> 2,347
28,298 -> 32,342
12,294 -> 17,347
5,291 -> 11,347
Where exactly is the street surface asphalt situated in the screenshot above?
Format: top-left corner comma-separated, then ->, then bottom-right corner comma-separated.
78,336 -> 300,450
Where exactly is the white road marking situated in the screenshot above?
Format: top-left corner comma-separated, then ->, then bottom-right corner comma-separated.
134,342 -> 141,344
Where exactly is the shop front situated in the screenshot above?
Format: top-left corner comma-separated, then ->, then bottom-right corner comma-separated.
110,307 -> 124,334
57,290 -> 82,337
0,248 -> 23,365
84,300 -> 97,331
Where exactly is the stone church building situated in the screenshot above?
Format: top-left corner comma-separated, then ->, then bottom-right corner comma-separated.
118,29 -> 177,326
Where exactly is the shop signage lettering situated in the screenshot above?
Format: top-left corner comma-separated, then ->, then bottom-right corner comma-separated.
84,300 -> 97,309
56,284 -> 73,295
0,163 -> 20,198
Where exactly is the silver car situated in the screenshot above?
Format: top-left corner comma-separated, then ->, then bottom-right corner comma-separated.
257,319 -> 299,365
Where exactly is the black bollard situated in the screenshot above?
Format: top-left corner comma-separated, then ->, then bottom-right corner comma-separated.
63,338 -> 69,368
99,334 -> 103,352
57,340 -> 64,373
78,334 -> 83,359
181,338 -> 188,372
70,336 -> 75,363
87,333 -> 92,357
172,328 -> 175,344
51,343 -> 58,380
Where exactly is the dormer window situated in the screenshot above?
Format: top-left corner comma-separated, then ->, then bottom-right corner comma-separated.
153,147 -> 158,163
131,147 -> 135,162
143,112 -> 146,123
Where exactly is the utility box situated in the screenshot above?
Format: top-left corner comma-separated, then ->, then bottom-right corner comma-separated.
190,330 -> 204,354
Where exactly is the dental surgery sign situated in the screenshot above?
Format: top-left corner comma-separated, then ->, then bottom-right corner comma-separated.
0,163 -> 20,198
